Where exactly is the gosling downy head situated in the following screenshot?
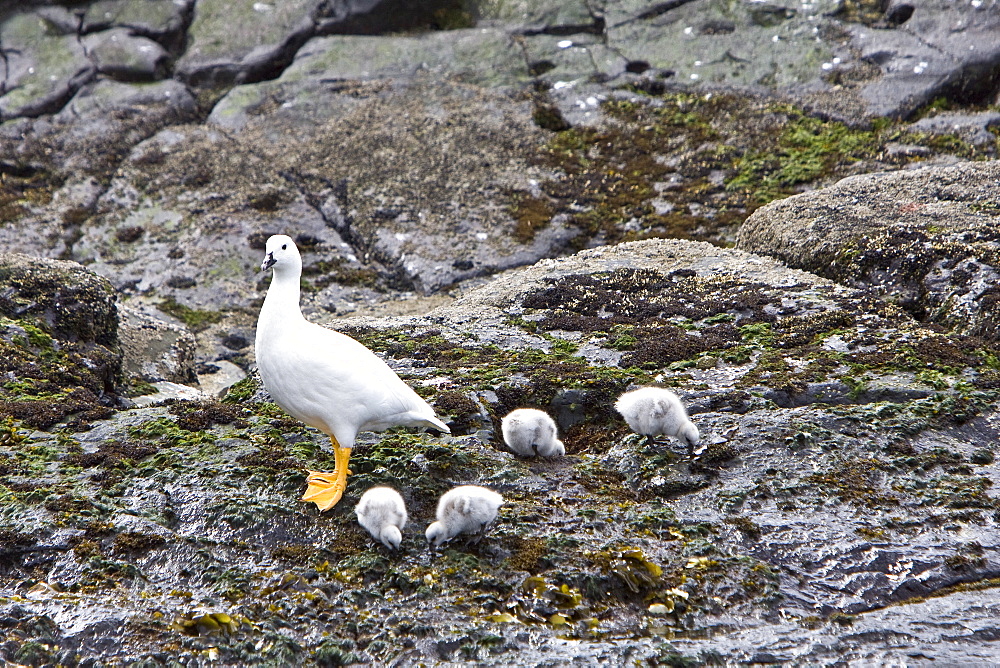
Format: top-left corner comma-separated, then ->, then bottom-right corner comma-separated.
425,521 -> 448,550
501,408 -> 565,458
679,420 -> 701,449
355,487 -> 408,550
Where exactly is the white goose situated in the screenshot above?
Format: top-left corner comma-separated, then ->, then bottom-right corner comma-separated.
255,234 -> 450,511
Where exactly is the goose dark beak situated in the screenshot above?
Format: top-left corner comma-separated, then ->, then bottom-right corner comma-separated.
261,253 -> 276,271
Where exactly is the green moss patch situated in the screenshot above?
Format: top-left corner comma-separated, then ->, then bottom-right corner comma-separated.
156,297 -> 225,332
521,91 -> 987,248
0,256 -> 124,433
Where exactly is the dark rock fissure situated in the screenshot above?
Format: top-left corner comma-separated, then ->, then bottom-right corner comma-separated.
519,17 -> 606,38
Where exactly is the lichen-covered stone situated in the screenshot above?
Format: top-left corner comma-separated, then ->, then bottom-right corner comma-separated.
0,11 -> 95,119
174,0 -> 318,86
605,0 -> 840,89
737,160 -> 1000,338
0,253 -> 118,345
82,28 -> 170,81
81,0 -> 193,41
118,303 -> 197,384
845,0 -> 1000,118
0,253 -> 123,425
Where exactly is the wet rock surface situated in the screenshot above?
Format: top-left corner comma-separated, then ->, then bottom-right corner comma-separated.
118,303 -> 198,385
3,239 -> 1000,664
2,0 -> 1000,664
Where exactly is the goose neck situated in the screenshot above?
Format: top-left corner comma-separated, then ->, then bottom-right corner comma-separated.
261,272 -> 305,325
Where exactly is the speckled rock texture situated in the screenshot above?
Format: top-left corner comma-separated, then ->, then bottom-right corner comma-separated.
7,0 -> 998,123
3,239 -> 1000,664
118,304 -> 197,384
0,0 -> 997,350
0,253 -> 122,428
738,160 -> 1000,338
2,0 -> 1000,664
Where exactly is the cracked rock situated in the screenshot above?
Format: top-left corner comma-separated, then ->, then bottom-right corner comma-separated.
82,27 -> 169,81
174,0 -> 319,86
0,11 -> 95,120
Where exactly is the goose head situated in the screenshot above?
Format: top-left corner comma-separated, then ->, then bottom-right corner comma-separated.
261,234 -> 302,277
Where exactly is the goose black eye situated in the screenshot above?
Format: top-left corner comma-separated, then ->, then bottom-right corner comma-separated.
281,244 -> 287,250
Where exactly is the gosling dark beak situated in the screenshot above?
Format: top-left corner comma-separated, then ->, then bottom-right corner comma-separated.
260,253 -> 276,271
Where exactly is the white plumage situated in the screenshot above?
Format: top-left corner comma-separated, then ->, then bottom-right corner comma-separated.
501,408 -> 565,457
255,235 -> 451,511
615,387 -> 700,455
425,485 -> 504,548
355,487 -> 408,550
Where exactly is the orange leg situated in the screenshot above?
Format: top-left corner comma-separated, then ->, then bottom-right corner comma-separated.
301,436 -> 352,512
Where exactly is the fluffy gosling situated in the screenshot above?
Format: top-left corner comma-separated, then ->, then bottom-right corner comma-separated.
425,485 -> 503,549
501,408 -> 565,457
615,387 -> 701,456
355,486 -> 407,549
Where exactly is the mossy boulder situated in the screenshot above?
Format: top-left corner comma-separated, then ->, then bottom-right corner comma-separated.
0,11 -> 95,119
737,160 -> 1000,338
0,253 -> 123,427
0,254 -> 118,345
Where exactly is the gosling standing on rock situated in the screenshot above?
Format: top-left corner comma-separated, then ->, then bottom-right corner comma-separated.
615,387 -> 701,456
501,408 -> 565,457
255,235 -> 451,512
355,487 -> 408,550
426,485 -> 504,549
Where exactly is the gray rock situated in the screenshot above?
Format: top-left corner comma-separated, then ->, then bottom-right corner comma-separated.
31,6 -> 84,35
81,0 -> 193,43
71,124 -> 355,311
57,78 -> 196,122
1,1 -> 1000,663
111,511 -> 174,537
118,303 -> 197,383
424,238 -> 844,324
910,110 -> 1000,146
82,27 -> 170,81
849,0 -> 1000,118
885,142 -> 933,159
174,0 -> 319,86
130,380 -> 208,405
520,32 -> 626,85
125,79 -> 570,305
208,30 -> 529,132
604,0 -> 842,90
478,0 -> 594,30
0,11 -> 95,119
197,359 -> 247,398
737,160 -> 1000,338
0,79 -> 199,284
